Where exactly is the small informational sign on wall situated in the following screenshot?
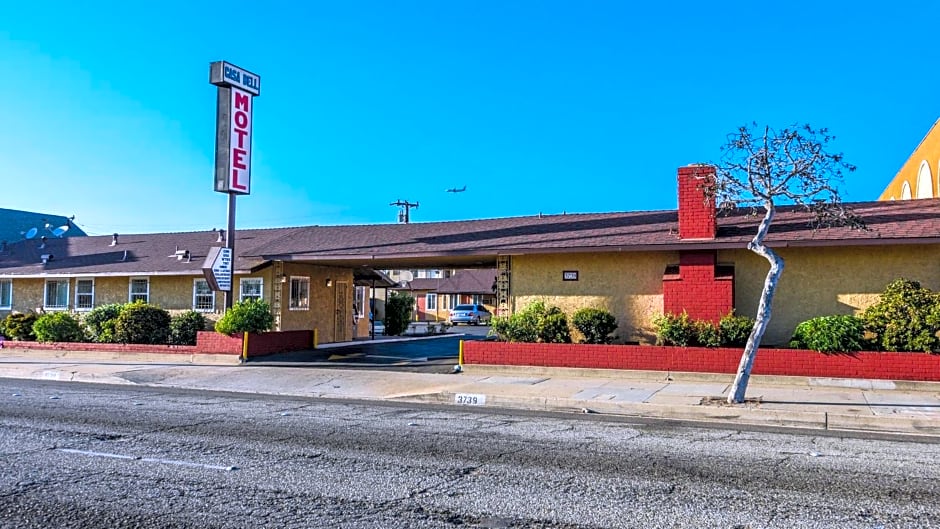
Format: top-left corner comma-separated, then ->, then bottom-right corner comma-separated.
562,270 -> 579,281
202,247 -> 233,291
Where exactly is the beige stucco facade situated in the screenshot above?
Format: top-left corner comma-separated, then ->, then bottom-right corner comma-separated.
510,244 -> 940,346
511,252 -> 675,344
0,262 -> 358,344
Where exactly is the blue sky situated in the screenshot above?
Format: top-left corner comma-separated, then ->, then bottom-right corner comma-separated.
2,1 -> 939,235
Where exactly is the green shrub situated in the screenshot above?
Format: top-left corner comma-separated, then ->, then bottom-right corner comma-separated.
83,303 -> 124,343
572,308 -> 618,344
215,299 -> 274,335
537,307 -> 572,344
719,312 -> 754,347
384,293 -> 414,336
2,312 -> 38,341
694,320 -> 721,348
114,302 -> 171,344
861,278 -> 940,352
789,315 -> 865,353
32,312 -> 86,343
653,312 -> 697,346
490,301 -> 572,343
170,310 -> 208,345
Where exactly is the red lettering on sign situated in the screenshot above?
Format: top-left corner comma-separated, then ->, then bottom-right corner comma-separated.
231,169 -> 247,191
234,91 -> 250,112
232,148 -> 247,170
234,128 -> 249,149
234,110 -> 249,129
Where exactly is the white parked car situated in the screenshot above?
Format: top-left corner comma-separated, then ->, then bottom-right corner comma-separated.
372,321 -> 385,336
448,304 -> 492,325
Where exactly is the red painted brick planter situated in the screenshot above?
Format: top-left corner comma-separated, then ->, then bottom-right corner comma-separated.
0,330 -> 315,359
462,341 -> 940,382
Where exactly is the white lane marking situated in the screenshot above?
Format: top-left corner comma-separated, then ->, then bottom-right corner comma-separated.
58,448 -> 237,471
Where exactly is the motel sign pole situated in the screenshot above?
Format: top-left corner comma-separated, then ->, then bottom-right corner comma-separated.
206,61 -> 261,309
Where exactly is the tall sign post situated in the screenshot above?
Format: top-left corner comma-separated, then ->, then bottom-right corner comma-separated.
206,61 -> 261,309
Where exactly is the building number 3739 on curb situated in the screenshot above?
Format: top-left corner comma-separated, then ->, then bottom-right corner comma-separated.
454,393 -> 487,406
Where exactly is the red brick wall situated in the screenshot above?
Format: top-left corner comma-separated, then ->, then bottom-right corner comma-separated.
0,330 -> 313,358
1,340 -> 203,355
463,341 -> 940,382
677,165 -> 716,240
244,330 -> 314,358
662,251 -> 733,323
195,331 -> 243,354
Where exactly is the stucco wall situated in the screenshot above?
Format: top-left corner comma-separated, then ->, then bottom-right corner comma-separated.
277,263 -> 353,343
511,252 -> 675,344
510,244 -> 940,346
724,244 -> 940,345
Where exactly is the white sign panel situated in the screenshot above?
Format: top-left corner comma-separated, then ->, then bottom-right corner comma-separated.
202,247 -> 233,292
210,61 -> 261,96
228,88 -> 252,194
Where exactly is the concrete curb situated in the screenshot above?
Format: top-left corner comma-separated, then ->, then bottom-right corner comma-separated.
461,364 -> 940,393
399,390 -> 940,437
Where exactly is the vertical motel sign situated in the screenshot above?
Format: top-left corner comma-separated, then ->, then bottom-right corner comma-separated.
206,61 -> 260,305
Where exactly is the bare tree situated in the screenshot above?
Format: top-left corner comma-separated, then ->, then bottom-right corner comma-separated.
714,123 -> 864,404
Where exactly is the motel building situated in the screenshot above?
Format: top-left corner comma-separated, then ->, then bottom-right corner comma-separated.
2,163 -> 940,346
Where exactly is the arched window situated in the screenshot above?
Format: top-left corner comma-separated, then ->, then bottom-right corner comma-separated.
901,181 -> 913,200
916,160 -> 933,198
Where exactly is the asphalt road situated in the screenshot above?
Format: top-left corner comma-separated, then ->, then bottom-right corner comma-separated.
2,379 -> 939,529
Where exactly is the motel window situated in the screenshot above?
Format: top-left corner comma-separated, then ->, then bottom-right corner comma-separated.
471,294 -> 481,305
354,286 -> 367,317
0,279 -> 11,309
426,293 -> 437,311
129,278 -> 150,303
289,277 -> 310,310
240,278 -> 263,302
75,279 -> 95,311
447,294 -> 458,310
44,279 -> 69,310
193,279 -> 216,312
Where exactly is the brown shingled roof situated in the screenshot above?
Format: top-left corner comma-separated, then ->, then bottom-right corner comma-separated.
1,199 -> 938,276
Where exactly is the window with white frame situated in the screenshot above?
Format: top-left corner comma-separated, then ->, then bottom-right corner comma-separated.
193,279 -> 215,311
129,278 -> 149,303
354,286 -> 367,317
471,294 -> 481,305
289,277 -> 310,310
240,278 -> 263,301
0,279 -> 11,309
44,279 -> 69,310
447,294 -> 458,310
426,293 -> 437,311
75,279 -> 95,310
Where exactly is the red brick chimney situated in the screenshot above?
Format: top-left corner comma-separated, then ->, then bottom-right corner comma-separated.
677,165 -> 717,240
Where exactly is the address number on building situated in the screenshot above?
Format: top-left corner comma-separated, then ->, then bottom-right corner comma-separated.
454,393 -> 487,406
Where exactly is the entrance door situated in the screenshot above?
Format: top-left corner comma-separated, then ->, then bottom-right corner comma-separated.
335,281 -> 349,341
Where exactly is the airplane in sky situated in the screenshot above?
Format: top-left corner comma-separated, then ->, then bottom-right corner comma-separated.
446,186 -> 467,193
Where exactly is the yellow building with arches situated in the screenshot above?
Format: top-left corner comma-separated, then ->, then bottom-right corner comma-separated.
880,118 -> 940,200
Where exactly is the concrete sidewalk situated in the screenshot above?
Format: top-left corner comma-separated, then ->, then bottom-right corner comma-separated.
1,349 -> 940,438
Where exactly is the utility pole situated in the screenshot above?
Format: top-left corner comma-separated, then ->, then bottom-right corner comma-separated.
390,200 -> 419,223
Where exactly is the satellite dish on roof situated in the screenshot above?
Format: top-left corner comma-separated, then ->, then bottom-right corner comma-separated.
52,225 -> 70,237
24,227 -> 38,240
399,271 -> 414,282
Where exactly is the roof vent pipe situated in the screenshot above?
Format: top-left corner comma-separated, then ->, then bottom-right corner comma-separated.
217,229 -> 225,243
111,233 -> 119,246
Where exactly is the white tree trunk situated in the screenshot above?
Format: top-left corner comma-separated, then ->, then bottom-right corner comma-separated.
727,204 -> 784,404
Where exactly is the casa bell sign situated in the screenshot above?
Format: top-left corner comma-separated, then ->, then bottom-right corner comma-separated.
210,61 -> 261,195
